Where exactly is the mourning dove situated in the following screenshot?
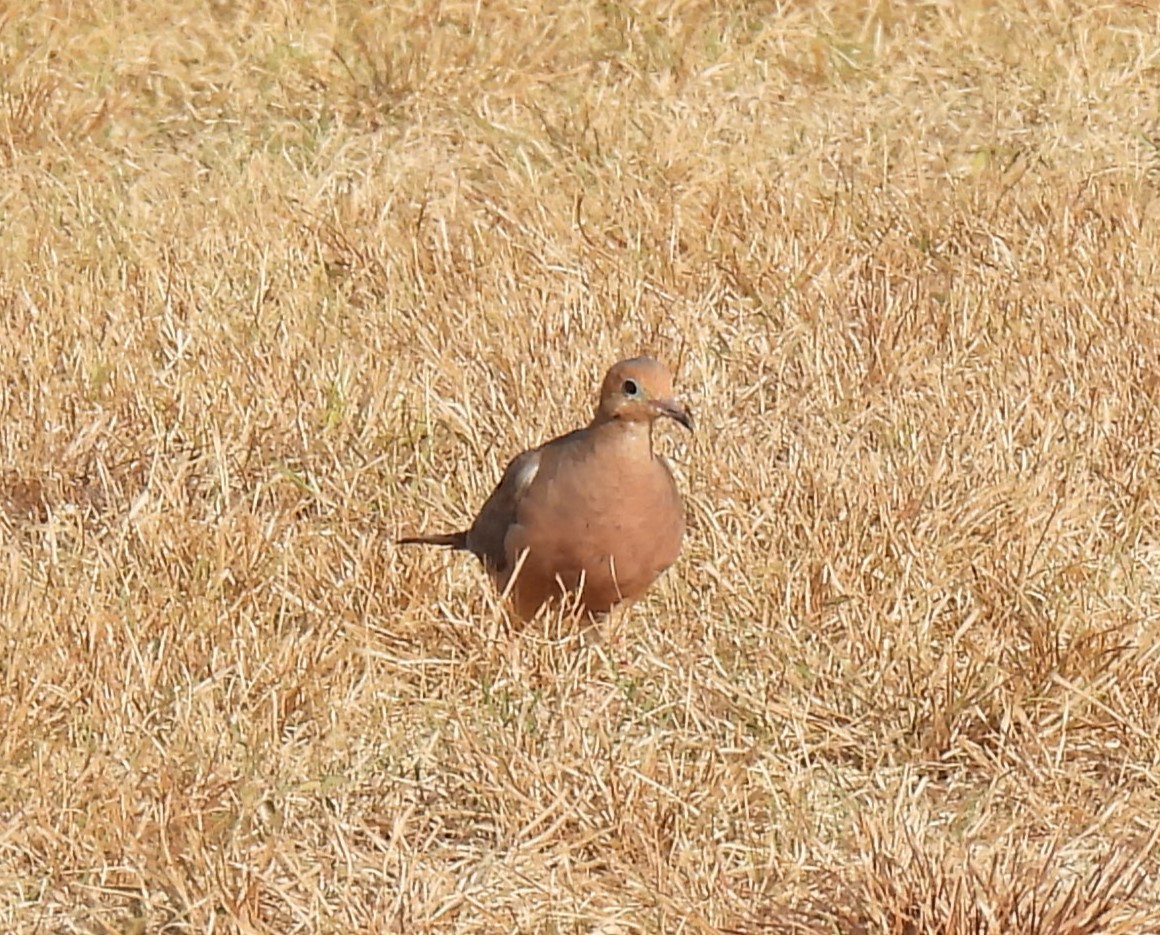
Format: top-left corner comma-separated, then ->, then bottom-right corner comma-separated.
398,356 -> 693,619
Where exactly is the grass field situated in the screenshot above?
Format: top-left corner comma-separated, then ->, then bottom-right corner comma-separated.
4,1 -> 1160,932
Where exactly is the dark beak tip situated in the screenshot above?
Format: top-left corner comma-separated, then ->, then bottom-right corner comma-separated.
659,400 -> 693,431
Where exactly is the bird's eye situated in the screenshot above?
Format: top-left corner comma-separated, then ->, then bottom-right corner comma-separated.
622,379 -> 639,396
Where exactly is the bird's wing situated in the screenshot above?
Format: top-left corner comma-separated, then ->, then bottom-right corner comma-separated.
464,446 -> 543,575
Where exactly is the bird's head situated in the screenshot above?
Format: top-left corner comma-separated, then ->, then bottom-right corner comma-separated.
595,356 -> 693,431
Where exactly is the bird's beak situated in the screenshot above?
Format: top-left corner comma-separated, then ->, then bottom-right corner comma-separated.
655,398 -> 693,431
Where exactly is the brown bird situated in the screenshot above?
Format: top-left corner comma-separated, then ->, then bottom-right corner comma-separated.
398,356 -> 693,619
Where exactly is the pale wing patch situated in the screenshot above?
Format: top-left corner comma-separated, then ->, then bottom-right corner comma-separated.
507,451 -> 541,499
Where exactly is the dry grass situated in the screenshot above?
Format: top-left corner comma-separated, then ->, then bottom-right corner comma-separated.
3,0 -> 1160,931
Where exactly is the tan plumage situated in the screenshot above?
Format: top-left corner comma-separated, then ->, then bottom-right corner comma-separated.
398,356 -> 692,619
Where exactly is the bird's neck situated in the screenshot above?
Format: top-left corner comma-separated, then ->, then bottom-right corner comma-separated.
588,416 -> 656,459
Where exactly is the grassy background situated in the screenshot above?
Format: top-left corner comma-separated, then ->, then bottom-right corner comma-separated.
4,1 -> 1160,931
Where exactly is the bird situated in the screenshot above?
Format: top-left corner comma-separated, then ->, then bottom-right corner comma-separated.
398,356 -> 693,619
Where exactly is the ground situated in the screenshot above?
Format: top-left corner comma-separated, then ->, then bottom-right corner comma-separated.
3,1 -> 1160,932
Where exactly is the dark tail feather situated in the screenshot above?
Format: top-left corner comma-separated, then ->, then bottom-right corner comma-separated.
397,531 -> 469,550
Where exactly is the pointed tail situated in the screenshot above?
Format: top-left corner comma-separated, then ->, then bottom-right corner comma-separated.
397,530 -> 469,550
